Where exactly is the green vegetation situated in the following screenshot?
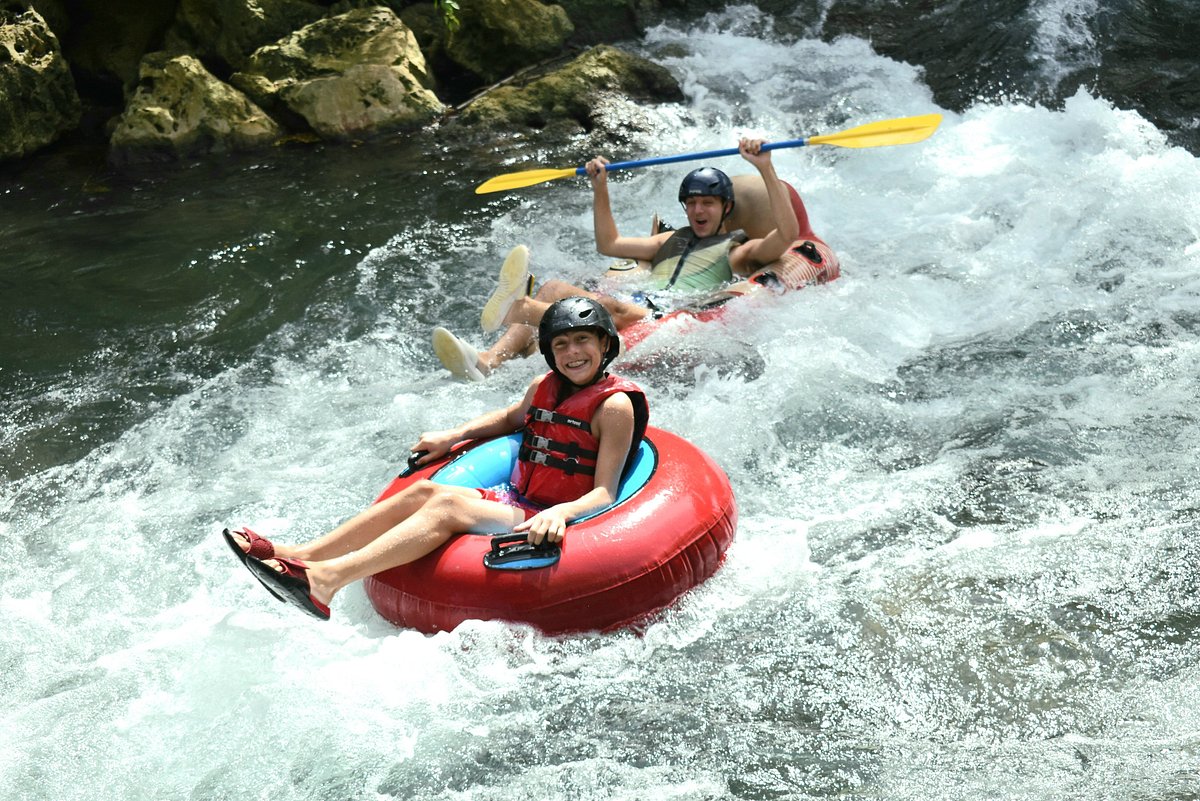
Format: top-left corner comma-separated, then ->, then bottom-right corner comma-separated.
434,0 -> 461,32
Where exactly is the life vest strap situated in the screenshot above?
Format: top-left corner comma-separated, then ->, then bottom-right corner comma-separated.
522,431 -> 599,461
518,444 -> 597,476
529,406 -> 591,431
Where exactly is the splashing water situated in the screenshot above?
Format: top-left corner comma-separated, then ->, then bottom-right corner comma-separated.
3,7 -> 1199,800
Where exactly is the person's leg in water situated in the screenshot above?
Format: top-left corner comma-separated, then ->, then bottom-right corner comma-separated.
475,280 -> 648,371
433,272 -> 650,379
431,317 -> 539,381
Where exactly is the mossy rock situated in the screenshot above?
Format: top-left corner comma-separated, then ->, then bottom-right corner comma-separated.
166,0 -> 327,73
231,7 -> 443,139
109,53 -> 281,162
445,0 -> 574,83
458,44 -> 681,130
0,6 -> 81,161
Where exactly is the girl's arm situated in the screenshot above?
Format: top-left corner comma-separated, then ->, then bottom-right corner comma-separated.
515,392 -> 636,544
729,139 -> 802,274
410,377 -> 542,465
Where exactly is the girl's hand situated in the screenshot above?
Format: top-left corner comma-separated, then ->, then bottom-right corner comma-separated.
412,429 -> 458,464
514,506 -> 570,545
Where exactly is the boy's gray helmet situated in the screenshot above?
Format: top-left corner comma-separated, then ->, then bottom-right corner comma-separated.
538,297 -> 621,381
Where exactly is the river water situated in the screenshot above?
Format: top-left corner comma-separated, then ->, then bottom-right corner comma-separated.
3,6 -> 1200,800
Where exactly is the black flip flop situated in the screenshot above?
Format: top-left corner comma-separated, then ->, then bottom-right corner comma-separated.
247,556 -> 331,621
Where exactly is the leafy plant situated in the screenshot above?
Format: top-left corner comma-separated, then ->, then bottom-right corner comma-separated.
434,0 -> 461,32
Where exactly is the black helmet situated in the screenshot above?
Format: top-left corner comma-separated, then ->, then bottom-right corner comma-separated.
678,167 -> 734,205
538,296 -> 621,382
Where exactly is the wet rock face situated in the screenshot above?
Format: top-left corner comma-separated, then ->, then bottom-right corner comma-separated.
0,6 -> 81,160
230,6 -> 444,140
0,1 -> 715,163
167,0 -> 326,74
458,44 -> 682,132
445,0 -> 574,83
108,53 -> 281,163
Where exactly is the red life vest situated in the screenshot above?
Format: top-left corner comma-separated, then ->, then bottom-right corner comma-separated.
511,372 -> 649,507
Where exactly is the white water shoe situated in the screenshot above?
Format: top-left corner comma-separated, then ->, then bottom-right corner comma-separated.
480,245 -> 533,333
432,327 -> 485,382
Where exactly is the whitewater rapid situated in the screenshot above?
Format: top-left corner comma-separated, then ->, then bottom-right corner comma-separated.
4,7 -> 1199,800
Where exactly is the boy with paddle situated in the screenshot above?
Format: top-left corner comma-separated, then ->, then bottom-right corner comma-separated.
434,114 -> 942,380
433,138 -> 803,380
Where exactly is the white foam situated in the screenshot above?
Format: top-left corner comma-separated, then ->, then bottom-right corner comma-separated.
4,9 -> 1200,800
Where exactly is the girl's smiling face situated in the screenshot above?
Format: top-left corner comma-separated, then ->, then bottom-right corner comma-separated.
551,329 -> 607,385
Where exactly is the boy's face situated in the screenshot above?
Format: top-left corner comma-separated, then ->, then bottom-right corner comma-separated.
683,195 -> 728,236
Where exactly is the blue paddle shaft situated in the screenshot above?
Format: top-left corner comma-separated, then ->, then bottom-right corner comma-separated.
572,138 -> 809,177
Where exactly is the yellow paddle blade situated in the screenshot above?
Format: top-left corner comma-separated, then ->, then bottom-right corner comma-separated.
475,166 -> 579,195
806,113 -> 943,149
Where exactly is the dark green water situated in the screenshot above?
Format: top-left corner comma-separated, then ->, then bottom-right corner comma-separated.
1,133 -> 526,480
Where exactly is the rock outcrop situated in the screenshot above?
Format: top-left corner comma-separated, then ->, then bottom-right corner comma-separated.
231,7 -> 443,140
445,0 -> 574,83
0,6 -> 80,160
166,0 -> 326,74
553,0 -> 645,46
0,0 -> 698,164
457,44 -> 682,130
109,53 -> 281,162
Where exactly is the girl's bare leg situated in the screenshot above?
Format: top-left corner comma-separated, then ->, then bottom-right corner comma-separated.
267,486 -> 528,607
268,479 -> 439,561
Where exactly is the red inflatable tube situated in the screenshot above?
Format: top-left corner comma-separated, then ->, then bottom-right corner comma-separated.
363,426 -> 736,635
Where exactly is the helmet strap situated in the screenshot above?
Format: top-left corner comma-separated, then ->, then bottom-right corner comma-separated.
719,198 -> 734,230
